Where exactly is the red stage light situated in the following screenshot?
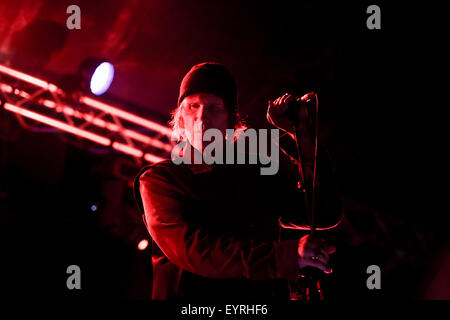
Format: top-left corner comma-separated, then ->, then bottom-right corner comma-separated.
4,103 -> 111,146
0,64 -> 58,92
123,129 -> 172,152
80,96 -> 172,137
0,83 -> 13,93
1,64 -> 170,163
144,153 -> 164,163
36,99 -> 172,151
112,142 -> 144,158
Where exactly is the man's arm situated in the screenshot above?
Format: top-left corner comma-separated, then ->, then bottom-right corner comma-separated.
139,164 -> 301,281
276,133 -> 342,230
269,93 -> 343,230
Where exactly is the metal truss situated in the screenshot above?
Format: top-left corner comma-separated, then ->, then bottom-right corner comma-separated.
0,64 -> 173,164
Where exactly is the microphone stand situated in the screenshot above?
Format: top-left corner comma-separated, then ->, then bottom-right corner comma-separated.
287,93 -> 323,300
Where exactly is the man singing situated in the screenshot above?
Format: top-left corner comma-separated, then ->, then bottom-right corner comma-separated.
134,62 -> 341,300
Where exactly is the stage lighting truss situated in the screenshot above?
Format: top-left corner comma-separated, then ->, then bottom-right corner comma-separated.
0,64 -> 173,164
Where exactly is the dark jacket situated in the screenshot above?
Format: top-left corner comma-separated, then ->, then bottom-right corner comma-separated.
133,140 -> 341,300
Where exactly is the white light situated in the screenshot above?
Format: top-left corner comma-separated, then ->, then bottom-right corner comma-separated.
90,62 -> 114,95
90,205 -> 97,211
137,239 -> 149,251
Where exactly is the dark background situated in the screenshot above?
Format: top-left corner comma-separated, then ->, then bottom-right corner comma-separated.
0,0 -> 445,300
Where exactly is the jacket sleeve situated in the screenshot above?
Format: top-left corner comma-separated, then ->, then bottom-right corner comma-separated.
139,164 -> 301,281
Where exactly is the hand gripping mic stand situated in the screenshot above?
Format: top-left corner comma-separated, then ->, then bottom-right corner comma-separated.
286,92 -> 324,300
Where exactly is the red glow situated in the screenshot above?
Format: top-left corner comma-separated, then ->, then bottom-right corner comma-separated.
137,239 -> 149,250
80,96 -> 172,137
4,103 -> 111,146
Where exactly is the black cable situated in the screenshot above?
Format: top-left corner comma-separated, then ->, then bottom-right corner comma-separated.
311,93 -> 319,235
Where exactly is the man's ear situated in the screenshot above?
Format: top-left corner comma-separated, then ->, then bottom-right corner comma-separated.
179,114 -> 184,129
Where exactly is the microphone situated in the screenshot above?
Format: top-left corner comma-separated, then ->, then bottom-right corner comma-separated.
300,92 -> 316,102
286,92 -> 316,121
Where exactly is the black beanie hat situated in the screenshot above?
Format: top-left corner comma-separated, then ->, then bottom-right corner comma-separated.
178,62 -> 237,114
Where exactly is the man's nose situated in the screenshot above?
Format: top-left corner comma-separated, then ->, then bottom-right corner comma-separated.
196,106 -> 211,124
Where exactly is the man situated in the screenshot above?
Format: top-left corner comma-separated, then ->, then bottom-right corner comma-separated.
134,62 -> 341,300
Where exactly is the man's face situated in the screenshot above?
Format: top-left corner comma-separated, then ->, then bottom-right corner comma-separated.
180,93 -> 230,152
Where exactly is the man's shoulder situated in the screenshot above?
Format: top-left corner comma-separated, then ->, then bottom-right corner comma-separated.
142,159 -> 175,172
133,159 -> 185,214
137,159 -> 184,180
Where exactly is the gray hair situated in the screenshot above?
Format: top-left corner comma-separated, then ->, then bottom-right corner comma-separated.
169,100 -> 248,142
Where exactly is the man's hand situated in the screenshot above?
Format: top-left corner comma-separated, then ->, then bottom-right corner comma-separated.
267,93 -> 314,139
267,93 -> 295,135
297,234 -> 335,274
268,93 -> 316,178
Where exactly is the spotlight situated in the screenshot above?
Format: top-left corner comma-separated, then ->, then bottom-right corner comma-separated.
58,58 -> 115,97
137,239 -> 149,251
78,58 -> 114,96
